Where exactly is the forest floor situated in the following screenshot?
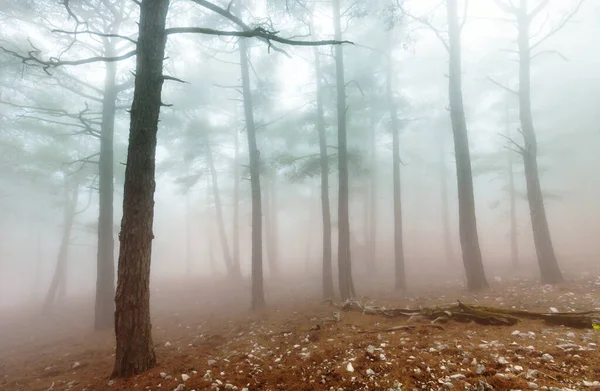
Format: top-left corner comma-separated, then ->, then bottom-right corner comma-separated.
2,264 -> 600,391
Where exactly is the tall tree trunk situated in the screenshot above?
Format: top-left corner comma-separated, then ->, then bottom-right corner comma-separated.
517,1 -> 562,284
439,127 -> 454,265
270,174 -> 279,274
239,37 -> 264,310
446,0 -> 488,291
386,41 -> 406,291
95,40 -> 118,331
203,129 -> 234,274
263,177 -> 275,275
506,96 -> 519,268
43,178 -> 79,312
232,128 -> 241,274
367,109 -> 377,273
312,43 -> 334,299
332,0 -> 355,301
112,0 -> 170,378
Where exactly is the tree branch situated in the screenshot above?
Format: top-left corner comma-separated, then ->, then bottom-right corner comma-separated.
531,0 -> 586,50
52,29 -> 137,45
491,0 -> 519,15
396,5 -> 449,52
0,46 -> 137,74
528,0 -> 550,19
530,50 -> 568,61
498,132 -> 524,154
165,26 -> 352,47
487,76 -> 519,95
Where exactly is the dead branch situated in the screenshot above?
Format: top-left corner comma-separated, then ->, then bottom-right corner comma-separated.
397,4 -> 449,52
0,45 -> 137,74
530,0 -> 587,50
499,132 -> 525,154
530,50 -> 568,61
165,26 -> 352,47
52,29 -> 137,45
487,76 -> 519,95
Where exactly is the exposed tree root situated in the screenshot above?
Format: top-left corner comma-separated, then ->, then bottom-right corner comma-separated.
335,299 -> 600,329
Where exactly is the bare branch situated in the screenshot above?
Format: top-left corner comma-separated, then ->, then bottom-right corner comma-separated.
163,75 -> 188,83
459,0 -> 469,32
487,76 -> 519,95
498,132 -> 524,154
165,27 -> 353,47
187,0 -> 292,57
528,0 -> 550,19
531,0 -> 586,50
52,29 -> 137,45
396,5 -> 449,52
530,50 -> 568,61
0,46 -> 137,74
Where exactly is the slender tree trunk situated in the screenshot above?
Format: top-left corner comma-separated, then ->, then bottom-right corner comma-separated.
112,0 -> 170,377
368,109 -> 377,272
446,0 -> 488,291
232,129 -> 241,274
386,42 -> 406,291
312,43 -> 334,299
206,176 -> 217,274
270,174 -> 279,274
439,128 -> 454,265
43,178 -> 79,312
332,0 -> 355,301
239,37 -> 265,310
506,96 -> 519,268
204,129 -> 234,274
95,40 -> 118,331
517,1 -> 562,284
263,177 -> 276,275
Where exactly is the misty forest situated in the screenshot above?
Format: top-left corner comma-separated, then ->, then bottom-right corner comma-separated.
0,0 -> 599,390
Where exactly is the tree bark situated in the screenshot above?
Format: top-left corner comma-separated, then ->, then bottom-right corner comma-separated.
239,37 -> 265,310
203,128 -> 234,274
95,38 -> 118,331
386,42 -> 406,291
506,96 -> 519,268
368,109 -> 377,273
43,177 -> 79,312
232,128 -> 241,274
112,0 -> 170,378
332,0 -> 355,301
439,127 -> 454,265
446,0 -> 488,291
312,43 -> 334,299
516,0 -> 562,284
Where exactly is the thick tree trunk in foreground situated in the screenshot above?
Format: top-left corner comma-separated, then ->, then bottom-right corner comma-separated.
446,0 -> 488,291
112,0 -> 170,378
516,1 -> 562,284
43,178 -> 79,312
386,45 -> 406,291
332,0 -> 355,301
312,43 -> 334,299
95,42 -> 117,331
239,37 -> 265,310
204,129 -> 234,274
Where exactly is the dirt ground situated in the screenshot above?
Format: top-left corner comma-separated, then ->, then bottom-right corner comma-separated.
1,264 -> 600,391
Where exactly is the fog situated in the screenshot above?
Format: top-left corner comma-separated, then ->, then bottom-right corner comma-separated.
0,0 -> 599,341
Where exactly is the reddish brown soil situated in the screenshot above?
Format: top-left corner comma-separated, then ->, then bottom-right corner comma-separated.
1,269 -> 600,391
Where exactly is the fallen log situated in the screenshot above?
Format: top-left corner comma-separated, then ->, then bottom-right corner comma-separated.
336,299 -> 600,329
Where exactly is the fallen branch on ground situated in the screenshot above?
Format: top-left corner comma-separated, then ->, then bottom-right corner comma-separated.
333,299 -> 600,329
